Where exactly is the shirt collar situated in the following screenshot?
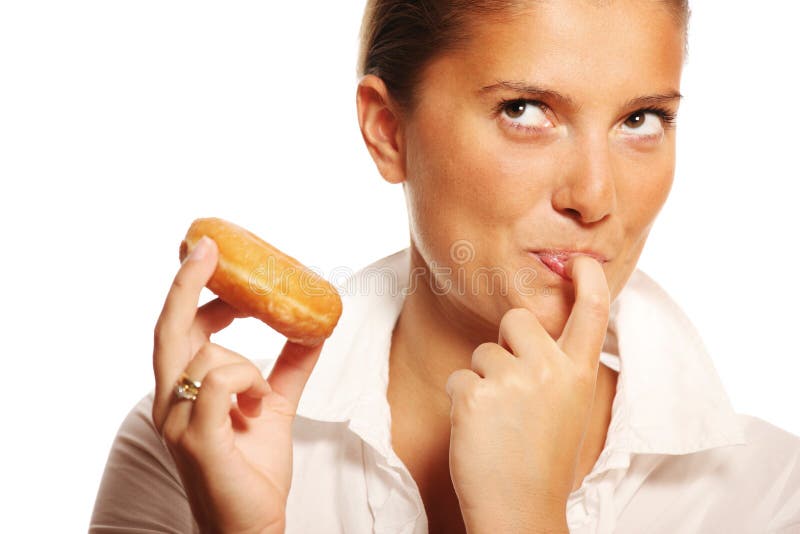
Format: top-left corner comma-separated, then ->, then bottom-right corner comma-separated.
295,247 -> 747,456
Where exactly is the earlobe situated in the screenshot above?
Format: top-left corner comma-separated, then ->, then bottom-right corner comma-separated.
356,74 -> 406,185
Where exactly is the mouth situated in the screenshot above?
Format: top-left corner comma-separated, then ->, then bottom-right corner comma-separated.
528,249 -> 608,281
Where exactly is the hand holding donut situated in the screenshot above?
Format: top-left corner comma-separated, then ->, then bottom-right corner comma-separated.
445,255 -> 610,533
151,219 -> 342,534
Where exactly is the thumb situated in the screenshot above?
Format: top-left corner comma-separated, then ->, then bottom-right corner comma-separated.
266,339 -> 325,412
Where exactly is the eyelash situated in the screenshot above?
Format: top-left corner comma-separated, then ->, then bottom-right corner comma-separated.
492,98 -> 679,133
632,106 -> 678,129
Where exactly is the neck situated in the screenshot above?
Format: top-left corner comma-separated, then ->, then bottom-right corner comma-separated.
389,244 -> 499,418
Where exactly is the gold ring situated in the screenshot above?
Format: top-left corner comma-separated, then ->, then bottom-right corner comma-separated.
174,372 -> 202,402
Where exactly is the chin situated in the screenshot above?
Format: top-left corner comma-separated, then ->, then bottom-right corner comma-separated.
499,278 -> 574,340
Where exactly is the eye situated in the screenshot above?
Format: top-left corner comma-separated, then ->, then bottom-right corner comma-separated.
496,99 -> 553,132
620,107 -> 677,137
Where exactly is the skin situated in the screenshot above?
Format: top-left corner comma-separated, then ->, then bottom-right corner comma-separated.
356,0 -> 685,531
147,1 -> 684,533
153,236 -> 326,533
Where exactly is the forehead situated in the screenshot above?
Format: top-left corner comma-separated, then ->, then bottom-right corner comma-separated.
428,0 -> 684,106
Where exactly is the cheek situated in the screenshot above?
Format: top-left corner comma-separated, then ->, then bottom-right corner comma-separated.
403,107 -> 491,260
607,148 -> 675,294
406,104 -> 557,238
618,149 -> 674,234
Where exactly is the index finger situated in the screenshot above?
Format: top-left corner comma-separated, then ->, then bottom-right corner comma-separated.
153,235 -> 218,391
556,254 -> 610,373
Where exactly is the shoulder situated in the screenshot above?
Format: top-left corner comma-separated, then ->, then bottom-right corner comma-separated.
90,390 -> 199,533
619,415 -> 800,529
111,389 -> 165,458
102,389 -> 185,480
671,413 -> 800,479
687,414 -> 798,523
736,413 -> 800,457
734,413 -> 800,496
734,414 -> 800,529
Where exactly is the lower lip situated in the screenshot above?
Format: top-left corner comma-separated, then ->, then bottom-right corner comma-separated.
530,252 -> 571,281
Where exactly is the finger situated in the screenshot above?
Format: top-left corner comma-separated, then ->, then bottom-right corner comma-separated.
266,339 -> 324,412
445,368 -> 482,402
191,362 -> 271,437
557,254 -> 610,372
497,307 -> 554,362
162,342 -> 254,431
153,236 -> 218,396
190,297 -> 249,346
187,342 -> 246,379
470,342 -> 515,378
160,397 -> 191,446
186,342 -> 265,419
236,390 -> 264,418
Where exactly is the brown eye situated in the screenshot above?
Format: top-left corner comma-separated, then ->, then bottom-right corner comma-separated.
498,100 -> 552,131
624,112 -> 645,129
505,102 -> 527,119
620,110 -> 665,137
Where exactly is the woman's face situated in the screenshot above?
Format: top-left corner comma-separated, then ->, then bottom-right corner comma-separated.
389,0 -> 684,339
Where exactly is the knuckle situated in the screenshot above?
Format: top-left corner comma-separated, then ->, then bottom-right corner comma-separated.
202,367 -> 228,390
194,340 -> 213,359
573,365 -> 596,387
475,341 -> 505,356
248,362 -> 264,381
176,431 -> 197,458
530,360 -> 553,385
471,342 -> 498,368
583,292 -> 610,317
161,416 -> 181,448
445,369 -> 461,387
448,370 -> 480,404
197,342 -> 242,367
471,343 -> 485,363
191,341 -> 219,367
473,341 -> 499,358
496,368 -> 521,390
459,380 -> 485,412
154,309 -> 185,345
171,272 -> 190,292
445,370 -> 463,396
561,357 -> 592,387
153,317 -> 172,345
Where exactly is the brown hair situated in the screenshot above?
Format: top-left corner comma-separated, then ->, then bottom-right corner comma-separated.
357,0 -> 691,117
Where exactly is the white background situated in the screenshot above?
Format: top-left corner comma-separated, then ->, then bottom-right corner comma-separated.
1,1 -> 798,531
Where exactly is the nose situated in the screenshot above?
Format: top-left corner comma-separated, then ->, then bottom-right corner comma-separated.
552,132 -> 617,224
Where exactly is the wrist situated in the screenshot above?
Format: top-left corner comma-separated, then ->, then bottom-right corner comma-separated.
466,518 -> 568,534
197,518 -> 286,534
465,518 -> 568,534
462,498 -> 569,534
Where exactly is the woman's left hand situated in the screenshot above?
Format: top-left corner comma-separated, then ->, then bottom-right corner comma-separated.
446,255 -> 611,534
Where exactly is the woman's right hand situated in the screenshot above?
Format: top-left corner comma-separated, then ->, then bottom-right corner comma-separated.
151,235 -> 324,534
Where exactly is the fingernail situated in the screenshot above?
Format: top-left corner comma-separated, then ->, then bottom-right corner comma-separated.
188,236 -> 210,262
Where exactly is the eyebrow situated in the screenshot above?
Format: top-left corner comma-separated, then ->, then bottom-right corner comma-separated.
478,80 -> 683,110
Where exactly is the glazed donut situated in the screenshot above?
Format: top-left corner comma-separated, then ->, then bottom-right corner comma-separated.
178,217 -> 343,346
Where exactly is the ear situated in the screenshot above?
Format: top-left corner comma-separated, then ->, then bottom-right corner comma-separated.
356,74 -> 406,185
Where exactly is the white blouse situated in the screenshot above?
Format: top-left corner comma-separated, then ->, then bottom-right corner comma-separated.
90,247 -> 800,533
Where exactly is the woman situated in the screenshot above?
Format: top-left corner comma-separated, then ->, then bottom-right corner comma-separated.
90,0 -> 800,532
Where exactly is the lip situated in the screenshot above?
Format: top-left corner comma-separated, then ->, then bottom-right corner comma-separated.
529,249 -> 609,281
